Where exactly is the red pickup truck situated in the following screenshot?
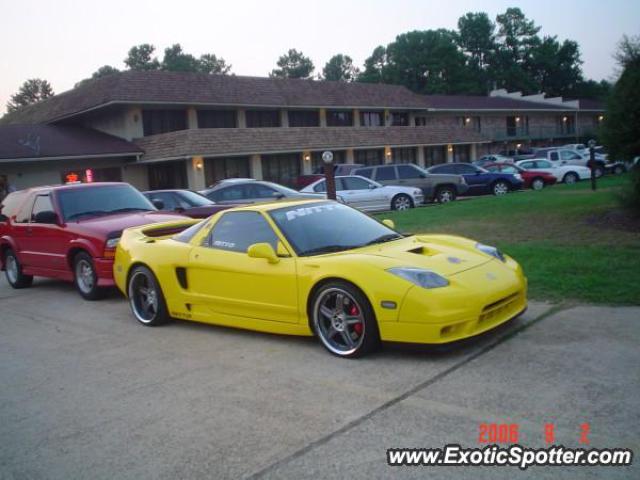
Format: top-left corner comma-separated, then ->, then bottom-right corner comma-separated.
0,183 -> 185,300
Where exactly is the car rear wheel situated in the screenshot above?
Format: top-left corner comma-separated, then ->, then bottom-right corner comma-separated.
594,166 -> 604,178
613,165 -> 624,175
128,265 -> 169,326
435,186 -> 456,203
492,181 -> 510,196
311,282 -> 380,358
73,252 -> 106,300
3,248 -> 33,289
531,178 -> 545,191
391,194 -> 413,211
563,172 -> 579,184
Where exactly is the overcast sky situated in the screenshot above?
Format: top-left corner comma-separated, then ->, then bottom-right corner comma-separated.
1,0 -> 638,114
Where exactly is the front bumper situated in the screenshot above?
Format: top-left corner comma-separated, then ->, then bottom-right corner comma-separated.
378,258 -> 527,344
94,257 -> 116,287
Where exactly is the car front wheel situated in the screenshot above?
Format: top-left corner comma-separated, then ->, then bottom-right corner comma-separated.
391,194 -> 413,211
128,265 -> 169,326
492,181 -> 510,196
3,248 -> 33,289
73,252 -> 106,300
311,282 -> 380,358
531,178 -> 545,191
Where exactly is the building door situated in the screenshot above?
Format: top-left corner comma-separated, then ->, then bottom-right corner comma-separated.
148,161 -> 188,190
204,156 -> 250,187
261,153 -> 301,187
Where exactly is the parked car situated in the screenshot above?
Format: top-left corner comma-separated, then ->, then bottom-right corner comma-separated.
352,163 -> 468,203
426,163 -> 523,196
142,189 -> 231,218
114,199 -> 527,358
0,183 -> 186,299
484,163 -> 557,190
300,175 -> 423,211
200,179 -> 324,205
295,163 -> 365,189
498,147 -> 536,161
473,155 -> 513,167
532,148 -> 606,177
515,159 -> 591,184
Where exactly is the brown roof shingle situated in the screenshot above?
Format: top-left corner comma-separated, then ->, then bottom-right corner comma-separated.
134,126 -> 489,161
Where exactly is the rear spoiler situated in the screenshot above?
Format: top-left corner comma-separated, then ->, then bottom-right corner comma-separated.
138,219 -> 201,238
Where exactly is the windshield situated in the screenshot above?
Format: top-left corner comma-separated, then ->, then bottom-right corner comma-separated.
269,202 -> 403,256
179,190 -> 214,206
57,184 -> 155,221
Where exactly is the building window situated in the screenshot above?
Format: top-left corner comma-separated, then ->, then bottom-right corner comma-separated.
354,148 -> 384,166
197,109 -> 237,128
246,110 -> 281,128
204,156 -> 251,187
424,146 -> 447,167
142,110 -> 187,136
326,110 -> 353,127
557,115 -> 576,135
391,112 -> 409,126
288,110 -> 320,127
453,144 -> 471,163
415,116 -> 428,126
311,151 -> 346,172
458,116 -> 481,132
391,147 -> 416,164
261,153 -> 301,187
506,116 -> 529,137
148,161 -> 188,189
360,111 -> 383,127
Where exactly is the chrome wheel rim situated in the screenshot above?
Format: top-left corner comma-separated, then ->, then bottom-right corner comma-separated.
394,196 -> 411,210
565,174 -> 577,184
532,179 -> 544,190
494,182 -> 508,195
314,288 -> 365,356
129,271 -> 158,324
6,255 -> 18,283
439,190 -> 453,203
75,259 -> 95,293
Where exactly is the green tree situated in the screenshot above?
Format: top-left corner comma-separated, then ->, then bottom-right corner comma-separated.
322,54 -> 359,81
358,46 -> 389,83
75,65 -> 120,88
161,44 -> 200,72
457,12 -> 495,69
197,53 -> 231,74
124,44 -> 160,71
613,34 -> 640,72
270,49 -> 314,79
527,36 -> 583,97
6,79 -> 54,113
572,79 -> 611,100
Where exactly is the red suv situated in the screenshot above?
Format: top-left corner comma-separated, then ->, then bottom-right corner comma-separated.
0,183 -> 184,300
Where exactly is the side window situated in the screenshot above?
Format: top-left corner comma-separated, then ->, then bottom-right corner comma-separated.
375,166 -> 396,181
313,181 -> 327,193
248,184 -> 278,199
538,161 -> 552,168
550,152 -> 560,161
31,195 -> 54,222
354,168 -> 373,179
212,186 -> 246,202
520,162 -> 534,169
456,164 -> 477,175
150,192 -> 177,210
342,177 -> 371,190
207,212 -> 279,253
397,165 -> 421,179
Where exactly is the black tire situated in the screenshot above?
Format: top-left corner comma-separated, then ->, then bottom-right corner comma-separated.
492,180 -> 510,196
613,165 -> 624,175
531,177 -> 545,191
3,248 -> 33,289
563,172 -> 579,184
127,265 -> 169,326
73,251 -> 106,300
435,186 -> 456,203
310,280 -> 380,358
391,193 -> 413,211
594,166 -> 604,178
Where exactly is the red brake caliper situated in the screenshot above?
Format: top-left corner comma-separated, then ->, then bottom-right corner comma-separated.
350,304 -> 363,335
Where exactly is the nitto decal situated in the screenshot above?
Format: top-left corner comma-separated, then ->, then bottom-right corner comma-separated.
285,204 -> 339,221
213,240 -> 236,248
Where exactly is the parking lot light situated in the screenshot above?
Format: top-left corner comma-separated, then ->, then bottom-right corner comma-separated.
322,150 -> 337,200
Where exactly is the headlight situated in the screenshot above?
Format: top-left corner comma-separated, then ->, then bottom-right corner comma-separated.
387,267 -> 449,289
414,189 -> 422,196
476,243 -> 506,262
105,237 -> 120,249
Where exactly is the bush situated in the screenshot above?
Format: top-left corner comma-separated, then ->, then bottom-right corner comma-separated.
618,165 -> 640,214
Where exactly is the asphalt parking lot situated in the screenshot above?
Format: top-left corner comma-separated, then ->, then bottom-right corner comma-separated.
1,278 -> 638,479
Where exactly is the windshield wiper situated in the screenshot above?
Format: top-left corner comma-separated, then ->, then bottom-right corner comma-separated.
300,244 -> 360,256
67,210 -> 109,221
364,234 -> 404,246
110,207 -> 153,213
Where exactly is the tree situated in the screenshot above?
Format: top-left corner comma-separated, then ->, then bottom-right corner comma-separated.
527,36 -> 583,97
613,34 -> 640,69
6,79 -> 54,113
573,79 -> 611,100
322,54 -> 359,81
270,49 -> 314,79
198,53 -> 231,75
457,12 -> 495,69
358,46 -> 389,83
75,65 -> 120,88
124,44 -> 160,71
161,44 -> 200,72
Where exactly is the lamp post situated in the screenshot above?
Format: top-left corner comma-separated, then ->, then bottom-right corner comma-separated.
588,139 -> 597,191
322,150 -> 337,200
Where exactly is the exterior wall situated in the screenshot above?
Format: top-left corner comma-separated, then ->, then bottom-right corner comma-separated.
122,163 -> 149,190
81,106 -> 144,141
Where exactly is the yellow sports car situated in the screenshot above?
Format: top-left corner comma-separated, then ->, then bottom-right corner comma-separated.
114,200 -> 527,358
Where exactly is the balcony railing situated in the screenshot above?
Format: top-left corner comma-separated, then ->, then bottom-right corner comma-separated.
480,126 -> 597,142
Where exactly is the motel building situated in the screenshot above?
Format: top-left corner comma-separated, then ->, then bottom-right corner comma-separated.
0,71 -> 605,192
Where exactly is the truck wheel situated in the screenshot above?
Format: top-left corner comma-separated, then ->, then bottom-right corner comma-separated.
613,165 -> 624,175
435,187 -> 456,203
3,248 -> 33,289
594,166 -> 604,178
73,251 -> 106,300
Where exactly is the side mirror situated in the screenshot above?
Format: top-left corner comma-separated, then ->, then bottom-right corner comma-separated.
34,210 -> 59,224
247,242 -> 280,264
152,199 -> 165,210
272,192 -> 286,200
382,219 -> 395,230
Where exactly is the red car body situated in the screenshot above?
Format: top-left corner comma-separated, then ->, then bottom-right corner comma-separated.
484,163 -> 557,190
0,183 -> 185,298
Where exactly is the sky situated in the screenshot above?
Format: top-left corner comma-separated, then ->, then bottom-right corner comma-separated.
1,0 -> 638,114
